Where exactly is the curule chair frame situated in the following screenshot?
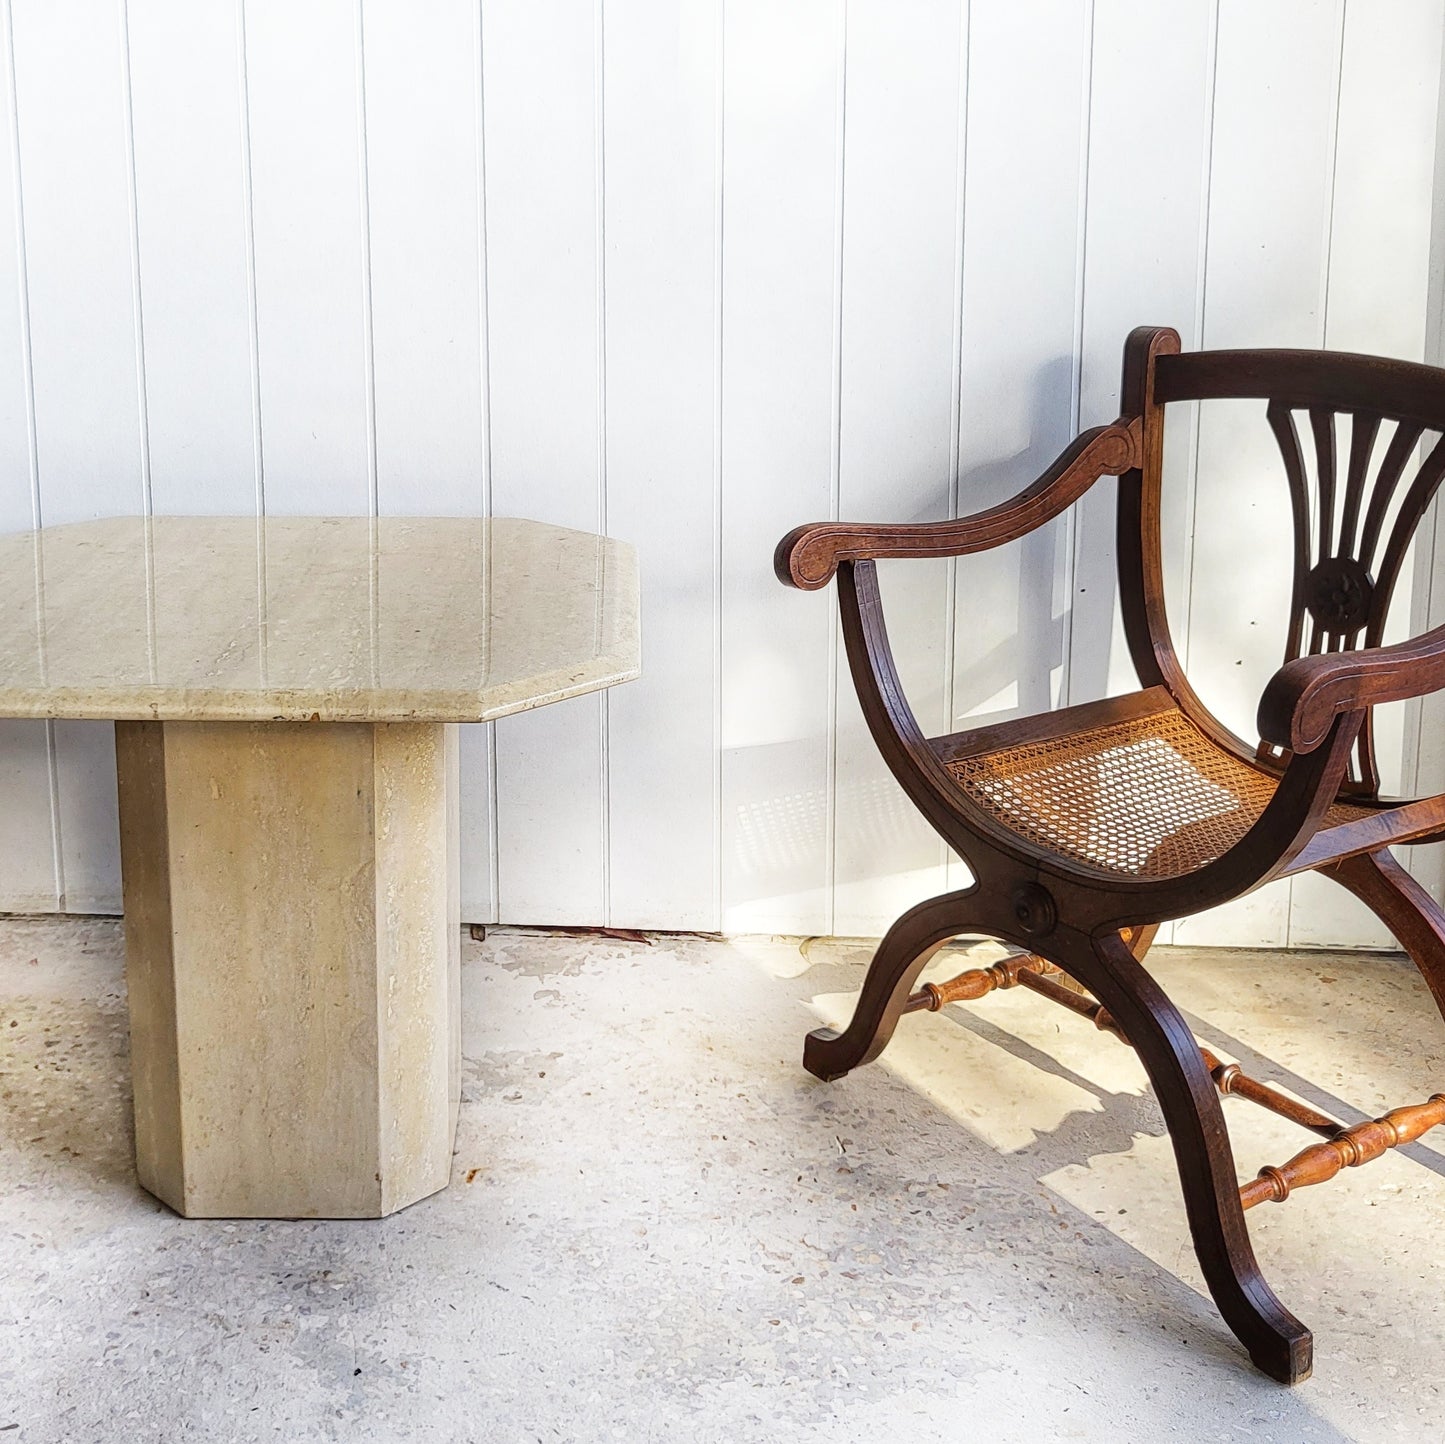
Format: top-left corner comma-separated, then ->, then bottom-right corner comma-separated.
774,326 -> 1445,1384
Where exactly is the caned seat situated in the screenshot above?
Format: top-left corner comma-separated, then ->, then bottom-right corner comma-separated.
937,688 -> 1377,881
775,326 -> 1445,1385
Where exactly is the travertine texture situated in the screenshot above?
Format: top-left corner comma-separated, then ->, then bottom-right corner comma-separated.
0,515 -> 639,721
115,718 -> 461,1218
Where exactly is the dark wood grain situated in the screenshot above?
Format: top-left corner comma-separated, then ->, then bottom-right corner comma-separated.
1154,346 -> 1445,425
1339,410 -> 1380,561
774,417 -> 1141,591
1366,433 -> 1445,647
1308,409 -> 1337,581
1257,620 -> 1445,753
802,889 -> 971,1081
1267,402 -> 1315,664
1323,848 -> 1445,1021
1358,420 -> 1421,563
1241,1095 -> 1445,1211
1052,929 -> 1313,1384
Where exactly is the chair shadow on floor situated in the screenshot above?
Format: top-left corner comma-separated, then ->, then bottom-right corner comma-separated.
928,981 -> 1445,1178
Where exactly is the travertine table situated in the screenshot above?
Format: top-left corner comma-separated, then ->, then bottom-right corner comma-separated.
0,516 -> 639,1219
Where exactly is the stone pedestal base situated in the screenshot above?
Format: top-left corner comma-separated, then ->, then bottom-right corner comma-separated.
115,720 -> 460,1219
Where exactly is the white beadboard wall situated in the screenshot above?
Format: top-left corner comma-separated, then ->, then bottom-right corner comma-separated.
0,0 -> 1442,948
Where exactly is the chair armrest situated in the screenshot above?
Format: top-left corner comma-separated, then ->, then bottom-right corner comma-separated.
773,416 -> 1142,590
1258,621 -> 1445,753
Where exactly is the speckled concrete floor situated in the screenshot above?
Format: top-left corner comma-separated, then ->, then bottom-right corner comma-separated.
2,917 -> 1443,1442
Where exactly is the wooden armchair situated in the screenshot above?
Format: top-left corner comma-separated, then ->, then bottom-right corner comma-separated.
775,326 -> 1445,1383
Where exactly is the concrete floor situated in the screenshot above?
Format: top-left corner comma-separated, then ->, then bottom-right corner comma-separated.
2,919 -> 1444,1442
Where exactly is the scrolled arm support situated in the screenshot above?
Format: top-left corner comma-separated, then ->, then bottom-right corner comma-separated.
1258,620 -> 1445,753
773,415 -> 1143,590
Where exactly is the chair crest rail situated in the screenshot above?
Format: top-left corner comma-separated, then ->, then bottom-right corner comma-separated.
1154,347 -> 1445,427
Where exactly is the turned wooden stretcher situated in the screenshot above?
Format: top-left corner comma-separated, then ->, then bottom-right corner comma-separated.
775,326 -> 1445,1383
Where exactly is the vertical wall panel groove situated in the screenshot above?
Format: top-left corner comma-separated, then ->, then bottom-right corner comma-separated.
595,0 -> 611,927
1075,3 -> 1215,700
719,0 -> 841,934
236,0 -> 265,517
949,1 -> 1089,758
0,0 -> 58,910
117,0 -> 152,526
830,0 -> 963,937
1181,0 -> 1223,690
823,0 -> 847,938
353,0 -> 378,522
13,0 -> 149,912
473,0 -> 499,925
360,0 -> 491,918
602,0 -> 721,930
244,0 -> 370,518
1409,1 -> 1445,908
942,0 -> 970,895
483,0 -> 606,925
711,0 -> 725,928
1059,0 -> 1094,713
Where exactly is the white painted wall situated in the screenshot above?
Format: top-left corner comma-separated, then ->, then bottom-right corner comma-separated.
0,0 -> 1442,948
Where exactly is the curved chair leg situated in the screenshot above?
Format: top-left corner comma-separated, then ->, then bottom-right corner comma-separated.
1046,921 -> 1158,992
1124,922 -> 1160,960
1322,848 -> 1445,1024
803,888 -> 976,1082
1056,928 -> 1312,1384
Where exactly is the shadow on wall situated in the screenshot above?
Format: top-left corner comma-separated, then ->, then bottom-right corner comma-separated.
726,364 -> 1445,919
725,356 -> 1085,914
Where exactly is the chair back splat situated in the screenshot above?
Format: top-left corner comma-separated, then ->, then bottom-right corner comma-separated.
1151,343 -> 1445,791
776,325 -> 1445,1385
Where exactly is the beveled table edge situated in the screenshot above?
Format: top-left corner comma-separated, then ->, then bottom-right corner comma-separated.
0,659 -> 643,725
0,516 -> 641,723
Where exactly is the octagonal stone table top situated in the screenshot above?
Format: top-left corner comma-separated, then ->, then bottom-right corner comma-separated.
0,514 -> 639,722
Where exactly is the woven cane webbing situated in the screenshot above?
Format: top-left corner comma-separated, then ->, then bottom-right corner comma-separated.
946,707 -> 1373,879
